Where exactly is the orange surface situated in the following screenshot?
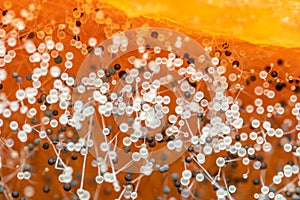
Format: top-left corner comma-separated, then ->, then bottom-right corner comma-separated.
101,0 -> 300,48
0,0 -> 299,200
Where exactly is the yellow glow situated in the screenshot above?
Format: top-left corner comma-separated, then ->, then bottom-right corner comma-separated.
100,0 -> 300,48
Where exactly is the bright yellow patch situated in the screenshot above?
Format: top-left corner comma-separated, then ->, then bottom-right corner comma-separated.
100,0 -> 300,48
